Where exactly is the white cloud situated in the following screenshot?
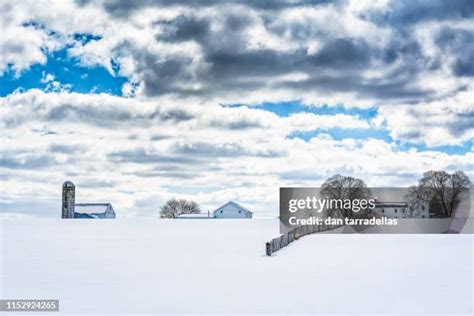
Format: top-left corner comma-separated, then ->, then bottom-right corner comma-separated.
0,0 -> 111,76
40,72 -> 55,83
0,22 -> 61,76
1,90 -> 472,216
2,0 -> 473,148
378,87 -> 474,146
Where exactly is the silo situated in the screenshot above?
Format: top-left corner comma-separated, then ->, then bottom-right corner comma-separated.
62,181 -> 75,218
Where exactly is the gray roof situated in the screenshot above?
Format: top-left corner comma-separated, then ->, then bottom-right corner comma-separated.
63,181 -> 75,188
75,203 -> 111,213
213,201 -> 252,214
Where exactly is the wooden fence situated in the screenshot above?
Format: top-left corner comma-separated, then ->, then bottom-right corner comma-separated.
265,223 -> 342,256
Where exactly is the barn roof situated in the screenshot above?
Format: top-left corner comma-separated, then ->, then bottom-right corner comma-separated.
75,203 -> 112,214
213,201 -> 252,214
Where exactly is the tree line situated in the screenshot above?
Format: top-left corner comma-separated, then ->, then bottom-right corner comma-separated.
159,170 -> 471,218
320,170 -> 470,218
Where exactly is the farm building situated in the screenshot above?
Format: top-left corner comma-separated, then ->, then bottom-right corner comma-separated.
213,201 -> 252,219
374,201 -> 429,219
374,202 -> 408,218
176,202 -> 253,219
61,181 -> 116,219
74,203 -> 116,219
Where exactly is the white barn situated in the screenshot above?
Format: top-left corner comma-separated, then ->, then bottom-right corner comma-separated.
74,203 -> 116,219
213,201 -> 252,219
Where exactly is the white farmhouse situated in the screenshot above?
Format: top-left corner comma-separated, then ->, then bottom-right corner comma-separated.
374,201 -> 429,218
410,203 -> 430,218
374,202 -> 408,218
213,201 -> 252,219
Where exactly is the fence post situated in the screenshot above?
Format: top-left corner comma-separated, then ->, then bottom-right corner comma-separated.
266,242 -> 272,256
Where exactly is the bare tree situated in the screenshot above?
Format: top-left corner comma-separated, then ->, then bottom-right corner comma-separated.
320,174 -> 371,218
160,199 -> 201,218
406,170 -> 471,218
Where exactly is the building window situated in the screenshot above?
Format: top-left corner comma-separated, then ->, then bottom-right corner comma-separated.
422,206 -> 425,210
220,210 -> 223,213
394,209 -> 398,213
238,210 -> 241,213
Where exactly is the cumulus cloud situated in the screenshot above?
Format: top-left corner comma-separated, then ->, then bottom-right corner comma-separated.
377,87 -> 474,146
24,0 -> 471,146
63,0 -> 466,107
0,5 -> 63,75
1,90 -> 473,216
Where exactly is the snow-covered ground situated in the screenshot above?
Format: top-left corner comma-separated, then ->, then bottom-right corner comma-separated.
1,218 -> 473,315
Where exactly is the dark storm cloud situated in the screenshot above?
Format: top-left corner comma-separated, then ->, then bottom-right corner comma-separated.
448,111 -> 474,137
309,38 -> 371,68
453,58 -> 474,77
4,102 -> 195,128
138,38 -> 389,99
138,56 -> 194,96
279,69 -> 435,102
79,0 -> 334,17
207,49 -> 300,79
435,28 -> 474,77
157,15 -> 211,43
126,16 -> 438,103
74,0 -> 473,109
368,0 -> 474,26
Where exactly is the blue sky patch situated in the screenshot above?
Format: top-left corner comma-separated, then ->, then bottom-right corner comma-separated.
224,101 -> 379,120
288,128 -> 472,155
288,128 -> 393,143
397,141 -> 473,155
0,48 -> 127,97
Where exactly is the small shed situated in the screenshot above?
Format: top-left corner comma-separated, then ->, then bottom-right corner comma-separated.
213,201 -> 252,219
74,203 -> 116,219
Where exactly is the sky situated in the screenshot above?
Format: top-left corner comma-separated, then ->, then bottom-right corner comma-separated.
1,0 -> 473,218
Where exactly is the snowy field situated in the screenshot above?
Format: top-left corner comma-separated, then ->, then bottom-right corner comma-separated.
1,218 -> 473,315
